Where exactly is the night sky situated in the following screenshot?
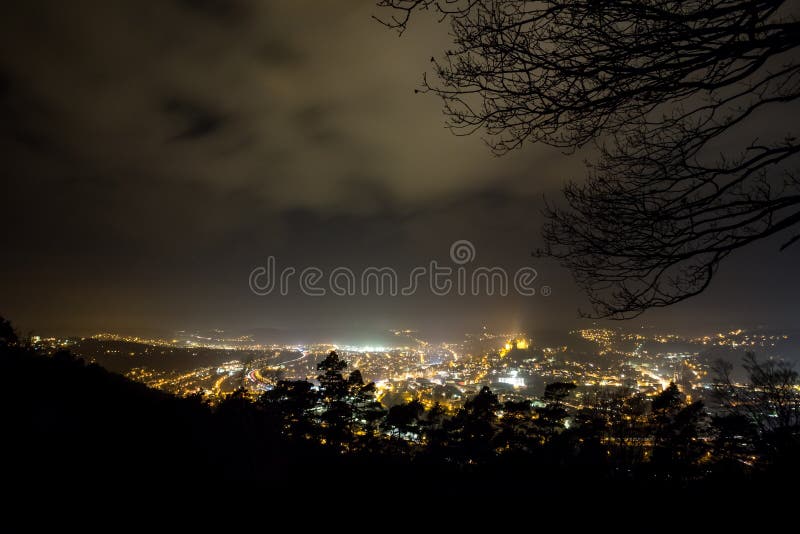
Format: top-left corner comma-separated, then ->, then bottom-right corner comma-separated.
2,0 -> 798,339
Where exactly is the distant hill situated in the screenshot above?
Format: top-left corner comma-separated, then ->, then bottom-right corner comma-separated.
70,338 -> 300,374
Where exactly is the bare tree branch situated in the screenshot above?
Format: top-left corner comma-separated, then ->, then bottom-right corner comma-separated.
378,0 -> 800,318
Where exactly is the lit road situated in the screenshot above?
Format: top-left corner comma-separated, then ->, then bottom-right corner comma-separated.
212,374 -> 229,395
632,343 -> 670,390
275,352 -> 311,366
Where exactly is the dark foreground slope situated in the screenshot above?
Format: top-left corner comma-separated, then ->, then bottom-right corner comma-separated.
2,345 -> 294,485
1,344 -> 430,492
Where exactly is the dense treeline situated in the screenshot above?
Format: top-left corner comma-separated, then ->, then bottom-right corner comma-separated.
2,317 -> 798,493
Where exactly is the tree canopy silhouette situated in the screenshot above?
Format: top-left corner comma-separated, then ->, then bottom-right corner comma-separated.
713,353 -> 800,466
0,315 -> 18,346
377,0 -> 800,317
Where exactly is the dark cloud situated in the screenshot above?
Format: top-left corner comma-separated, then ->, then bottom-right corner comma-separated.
0,70 -> 9,97
177,0 -> 254,22
259,39 -> 306,67
294,103 -> 347,146
0,72 -> 52,152
163,97 -> 227,141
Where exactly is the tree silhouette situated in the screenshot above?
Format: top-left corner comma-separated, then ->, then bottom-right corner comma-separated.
496,399 -> 535,453
345,369 -> 386,442
315,351 -> 352,447
610,392 -> 651,470
259,379 -> 318,440
439,386 -> 501,464
711,413 -> 757,476
0,316 -> 17,346
385,399 -> 425,438
377,0 -> 800,318
537,382 -> 577,438
649,382 -> 707,478
318,350 -> 348,388
713,353 -> 800,467
570,388 -> 628,470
